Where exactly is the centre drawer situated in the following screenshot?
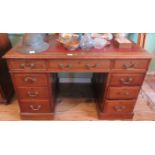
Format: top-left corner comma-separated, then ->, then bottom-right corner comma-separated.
8,59 -> 47,71
17,87 -> 49,100
109,73 -> 144,86
48,59 -> 111,72
107,86 -> 140,100
104,100 -> 136,113
20,100 -> 52,113
13,74 -> 48,87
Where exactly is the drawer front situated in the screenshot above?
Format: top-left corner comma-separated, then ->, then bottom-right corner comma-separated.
107,87 -> 140,99
110,74 -> 144,86
113,59 -> 149,71
20,100 -> 52,113
14,74 -> 48,87
48,60 -> 111,72
104,100 -> 135,113
8,60 -> 47,71
17,87 -> 49,100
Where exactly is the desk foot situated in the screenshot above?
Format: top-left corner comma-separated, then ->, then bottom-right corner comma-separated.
98,112 -> 134,120
20,113 -> 54,120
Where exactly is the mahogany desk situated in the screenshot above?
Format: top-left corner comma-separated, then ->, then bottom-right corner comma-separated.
3,43 -> 153,120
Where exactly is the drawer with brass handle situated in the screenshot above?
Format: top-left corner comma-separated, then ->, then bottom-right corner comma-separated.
85,64 -> 101,69
8,60 -> 47,71
48,59 -> 111,72
20,100 -> 52,113
27,91 -> 39,97
17,87 -> 49,100
104,100 -> 135,113
59,64 -> 73,69
13,74 -> 48,86
113,59 -> 149,72
107,87 -> 140,99
109,74 -> 144,86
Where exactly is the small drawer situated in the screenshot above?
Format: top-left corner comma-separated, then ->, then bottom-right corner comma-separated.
104,100 -> 135,113
17,87 -> 49,100
8,60 -> 47,71
48,59 -> 111,72
82,60 -> 111,71
113,59 -> 149,72
20,100 -> 52,113
107,87 -> 140,100
109,74 -> 144,86
13,74 -> 48,87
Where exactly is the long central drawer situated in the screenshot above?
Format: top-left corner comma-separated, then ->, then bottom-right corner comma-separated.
48,60 -> 111,72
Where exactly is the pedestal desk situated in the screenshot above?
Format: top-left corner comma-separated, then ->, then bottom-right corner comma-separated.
3,42 -> 153,120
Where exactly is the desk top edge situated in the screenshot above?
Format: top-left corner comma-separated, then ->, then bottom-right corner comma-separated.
3,42 -> 153,59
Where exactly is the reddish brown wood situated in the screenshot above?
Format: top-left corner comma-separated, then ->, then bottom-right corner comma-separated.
48,59 -> 111,72
3,39 -> 153,120
107,86 -> 140,100
13,73 -> 49,87
0,88 -> 3,101
103,100 -> 136,113
20,100 -> 52,113
113,59 -> 149,72
3,41 -> 152,60
109,73 -> 144,86
8,59 -> 47,71
17,87 -> 49,100
98,112 -> 134,120
20,113 -> 54,120
138,33 -> 147,48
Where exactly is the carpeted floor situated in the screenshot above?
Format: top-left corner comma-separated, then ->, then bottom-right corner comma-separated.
0,76 -> 155,121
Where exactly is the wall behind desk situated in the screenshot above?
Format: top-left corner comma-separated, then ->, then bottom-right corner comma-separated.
129,33 -> 155,72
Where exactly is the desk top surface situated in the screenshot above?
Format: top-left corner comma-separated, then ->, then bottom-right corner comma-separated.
3,40 -> 153,60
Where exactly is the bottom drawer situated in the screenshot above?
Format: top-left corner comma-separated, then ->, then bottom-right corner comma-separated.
104,100 -> 136,113
20,100 -> 52,113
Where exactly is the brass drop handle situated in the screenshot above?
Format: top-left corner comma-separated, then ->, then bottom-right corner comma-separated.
86,64 -> 93,69
66,64 -> 72,69
20,63 -> 35,69
123,91 -> 129,96
86,64 -> 100,69
113,105 -> 126,112
28,63 -> 35,69
27,91 -> 39,97
24,77 -> 36,83
120,77 -> 133,85
123,63 -> 136,69
59,64 -> 72,69
20,63 -> 25,69
59,64 -> 65,69
30,105 -> 41,111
